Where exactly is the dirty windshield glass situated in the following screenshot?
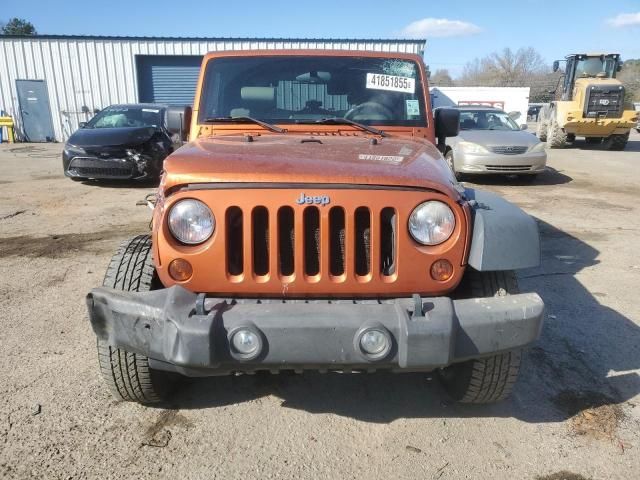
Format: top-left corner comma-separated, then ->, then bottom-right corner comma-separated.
459,110 -> 519,131
86,106 -> 164,129
199,56 -> 426,126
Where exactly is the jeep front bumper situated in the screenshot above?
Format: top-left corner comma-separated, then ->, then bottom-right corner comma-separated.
87,286 -> 544,376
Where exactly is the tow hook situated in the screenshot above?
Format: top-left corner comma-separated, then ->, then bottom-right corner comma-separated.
412,294 -> 424,318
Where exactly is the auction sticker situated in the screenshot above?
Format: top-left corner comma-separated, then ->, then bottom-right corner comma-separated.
405,99 -> 420,116
366,73 -> 415,94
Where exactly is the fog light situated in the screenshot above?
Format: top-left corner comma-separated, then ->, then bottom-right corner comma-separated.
358,328 -> 391,359
430,259 -> 453,281
168,258 -> 193,281
230,328 -> 262,359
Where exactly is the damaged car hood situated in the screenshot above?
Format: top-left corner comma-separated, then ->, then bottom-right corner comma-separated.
67,126 -> 158,148
163,134 -> 458,196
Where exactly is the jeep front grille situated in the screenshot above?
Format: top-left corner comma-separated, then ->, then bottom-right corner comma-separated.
225,205 -> 397,281
584,84 -> 624,119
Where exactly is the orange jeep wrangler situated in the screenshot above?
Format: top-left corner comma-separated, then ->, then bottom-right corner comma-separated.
87,50 -> 544,405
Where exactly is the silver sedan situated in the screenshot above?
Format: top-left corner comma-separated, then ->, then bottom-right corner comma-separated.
446,107 -> 547,180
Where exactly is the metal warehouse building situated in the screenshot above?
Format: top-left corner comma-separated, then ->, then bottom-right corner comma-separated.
0,36 -> 425,142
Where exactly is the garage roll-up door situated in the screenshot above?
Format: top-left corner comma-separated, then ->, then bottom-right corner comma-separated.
136,55 -> 203,106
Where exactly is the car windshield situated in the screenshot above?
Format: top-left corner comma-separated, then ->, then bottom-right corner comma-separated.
575,56 -> 617,78
459,110 -> 520,131
86,106 -> 164,129
198,56 -> 426,127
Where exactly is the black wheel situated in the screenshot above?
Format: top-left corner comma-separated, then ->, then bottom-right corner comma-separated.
96,235 -> 173,404
445,149 -> 463,181
438,270 -> 523,404
585,137 -> 602,145
604,133 -> 629,151
547,116 -> 567,148
566,133 -> 575,143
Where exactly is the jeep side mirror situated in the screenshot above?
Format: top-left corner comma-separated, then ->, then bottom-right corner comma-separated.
166,106 -> 192,142
434,108 -> 460,154
553,60 -> 560,72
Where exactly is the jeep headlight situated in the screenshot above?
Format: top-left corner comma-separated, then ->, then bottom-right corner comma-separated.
529,142 -> 546,152
458,141 -> 489,154
168,199 -> 215,245
409,201 -> 456,245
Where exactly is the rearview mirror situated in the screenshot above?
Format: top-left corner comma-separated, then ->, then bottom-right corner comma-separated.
296,71 -> 331,84
78,122 -> 87,128
520,124 -> 528,130
553,60 -> 560,72
166,106 -> 192,141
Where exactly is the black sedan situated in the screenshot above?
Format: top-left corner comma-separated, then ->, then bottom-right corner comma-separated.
63,104 -> 188,181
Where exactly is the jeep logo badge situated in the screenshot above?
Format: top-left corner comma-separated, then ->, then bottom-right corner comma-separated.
296,193 -> 330,206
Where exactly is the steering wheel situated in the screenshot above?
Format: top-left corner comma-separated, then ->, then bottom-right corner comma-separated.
344,102 -> 393,121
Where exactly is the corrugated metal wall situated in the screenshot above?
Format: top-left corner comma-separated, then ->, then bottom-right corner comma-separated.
0,36 -> 425,142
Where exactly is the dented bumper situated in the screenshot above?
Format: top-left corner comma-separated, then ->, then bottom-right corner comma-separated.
87,286 -> 544,376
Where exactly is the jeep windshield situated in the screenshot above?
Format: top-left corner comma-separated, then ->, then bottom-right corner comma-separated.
198,56 -> 427,128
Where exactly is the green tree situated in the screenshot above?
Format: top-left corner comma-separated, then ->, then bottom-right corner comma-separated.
1,18 -> 37,36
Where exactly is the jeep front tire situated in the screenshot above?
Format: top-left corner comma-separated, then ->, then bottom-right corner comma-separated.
96,234 -> 173,404
438,270 -> 523,403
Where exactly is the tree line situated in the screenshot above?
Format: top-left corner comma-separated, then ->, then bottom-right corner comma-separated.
429,47 -> 639,105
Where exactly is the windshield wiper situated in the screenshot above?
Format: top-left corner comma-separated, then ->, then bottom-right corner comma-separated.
203,116 -> 286,133
296,117 -> 387,137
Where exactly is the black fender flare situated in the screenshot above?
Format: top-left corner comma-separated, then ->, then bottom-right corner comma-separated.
464,188 -> 540,271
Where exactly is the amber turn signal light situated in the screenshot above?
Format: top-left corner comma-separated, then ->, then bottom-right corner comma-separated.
430,259 -> 453,282
168,258 -> 193,282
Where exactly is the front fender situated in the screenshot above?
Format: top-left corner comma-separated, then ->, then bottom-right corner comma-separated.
465,189 -> 540,271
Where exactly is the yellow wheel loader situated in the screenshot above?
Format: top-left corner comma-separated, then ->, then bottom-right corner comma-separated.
537,53 -> 638,150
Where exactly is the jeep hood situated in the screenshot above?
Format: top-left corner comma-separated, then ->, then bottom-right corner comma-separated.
163,134 -> 458,196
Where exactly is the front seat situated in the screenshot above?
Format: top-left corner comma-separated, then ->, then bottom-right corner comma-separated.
230,87 -> 277,118
461,118 -> 476,130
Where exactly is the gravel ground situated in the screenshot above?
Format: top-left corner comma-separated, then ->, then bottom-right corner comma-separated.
0,132 -> 639,480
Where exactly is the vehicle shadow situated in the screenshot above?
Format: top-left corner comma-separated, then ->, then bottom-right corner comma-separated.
462,166 -> 572,187
162,218 -> 640,424
569,137 -> 640,153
